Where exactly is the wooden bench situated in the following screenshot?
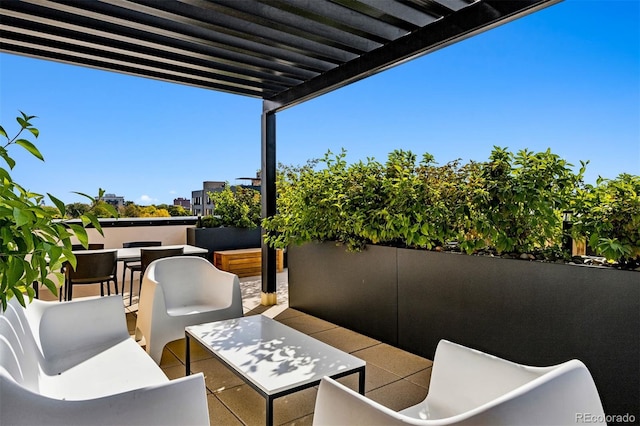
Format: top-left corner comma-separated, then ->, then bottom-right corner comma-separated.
213,248 -> 283,277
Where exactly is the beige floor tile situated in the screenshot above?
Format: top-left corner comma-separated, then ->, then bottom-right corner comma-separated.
365,378 -> 428,412
190,357 -> 246,394
166,337 -> 214,364
310,327 -> 380,354
276,314 -> 337,335
208,394 -> 244,426
216,384 -> 266,426
217,384 -> 317,426
244,305 -> 272,316
162,363 -> 188,380
273,387 -> 317,426
353,343 -> 433,378
273,308 -> 306,321
280,413 -> 314,426
337,362 -> 402,393
125,312 -> 137,334
158,346 -> 183,368
405,367 -> 432,390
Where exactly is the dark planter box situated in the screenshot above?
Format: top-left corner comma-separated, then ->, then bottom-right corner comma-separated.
288,242 -> 639,422
186,227 -> 262,261
288,242 -> 398,344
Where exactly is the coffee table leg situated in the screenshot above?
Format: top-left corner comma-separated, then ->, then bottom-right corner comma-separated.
185,334 -> 191,376
358,367 -> 366,395
266,396 -> 274,426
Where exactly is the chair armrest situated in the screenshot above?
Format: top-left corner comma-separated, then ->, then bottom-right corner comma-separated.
427,340 -> 547,405
314,377 -> 408,426
1,372 -> 210,426
30,296 -> 130,364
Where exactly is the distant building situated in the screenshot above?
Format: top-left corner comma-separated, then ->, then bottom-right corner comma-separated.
100,193 -> 125,209
235,170 -> 261,189
192,181 -> 226,215
173,197 -> 191,209
191,174 -> 261,216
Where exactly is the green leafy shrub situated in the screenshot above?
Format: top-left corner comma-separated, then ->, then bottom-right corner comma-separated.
264,147 -> 588,257
470,147 -> 586,254
201,185 -> 261,228
265,147 -> 639,267
571,173 -> 640,265
0,112 -> 115,308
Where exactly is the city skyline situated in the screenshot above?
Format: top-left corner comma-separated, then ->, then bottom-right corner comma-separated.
1,0 -> 638,206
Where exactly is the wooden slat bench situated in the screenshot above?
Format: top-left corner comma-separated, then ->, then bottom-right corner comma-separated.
213,248 -> 283,277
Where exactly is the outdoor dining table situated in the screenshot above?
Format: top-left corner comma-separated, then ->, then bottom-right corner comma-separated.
113,244 -> 208,261
33,245 -> 208,299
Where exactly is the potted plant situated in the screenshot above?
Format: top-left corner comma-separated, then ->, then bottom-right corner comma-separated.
263,147 -> 639,421
187,185 -> 262,259
0,112 -> 116,308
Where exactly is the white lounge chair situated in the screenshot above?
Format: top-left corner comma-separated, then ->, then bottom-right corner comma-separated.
0,296 -> 209,426
313,339 -> 606,425
135,255 -> 243,363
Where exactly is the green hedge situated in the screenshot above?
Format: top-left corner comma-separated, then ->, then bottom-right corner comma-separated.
263,147 -> 639,265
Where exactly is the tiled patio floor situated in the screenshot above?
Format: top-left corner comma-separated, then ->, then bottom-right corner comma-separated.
40,270 -> 433,426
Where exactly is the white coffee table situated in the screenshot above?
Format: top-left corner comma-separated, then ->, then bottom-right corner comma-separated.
185,315 -> 366,426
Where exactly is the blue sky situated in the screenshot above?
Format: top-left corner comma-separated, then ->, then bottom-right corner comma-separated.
1,0 -> 638,206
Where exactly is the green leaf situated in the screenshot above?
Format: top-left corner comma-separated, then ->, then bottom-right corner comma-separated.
19,111 -> 37,121
47,193 -> 66,217
1,151 -> 16,169
13,207 -> 31,227
0,125 -> 7,139
71,191 -> 94,201
81,213 -> 102,233
43,277 -> 61,297
11,288 -> 26,308
68,223 -> 89,246
15,139 -> 44,161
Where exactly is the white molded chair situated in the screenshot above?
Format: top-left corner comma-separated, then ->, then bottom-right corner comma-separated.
135,256 -> 243,363
1,296 -> 209,426
313,340 -> 606,425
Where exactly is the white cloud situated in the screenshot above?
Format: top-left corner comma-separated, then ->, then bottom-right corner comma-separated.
137,194 -> 158,205
169,189 -> 177,194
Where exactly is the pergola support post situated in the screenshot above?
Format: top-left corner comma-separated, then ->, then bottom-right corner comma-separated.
261,107 -> 277,305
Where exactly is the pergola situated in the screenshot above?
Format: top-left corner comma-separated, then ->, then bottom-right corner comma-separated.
0,0 -> 560,304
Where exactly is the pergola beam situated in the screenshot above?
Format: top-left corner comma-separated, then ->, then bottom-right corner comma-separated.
265,0 -> 560,112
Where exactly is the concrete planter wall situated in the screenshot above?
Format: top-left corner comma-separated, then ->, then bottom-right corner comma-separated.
288,242 -> 639,421
186,227 -> 261,261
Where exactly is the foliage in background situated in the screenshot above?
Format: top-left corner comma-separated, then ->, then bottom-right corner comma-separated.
264,147 -> 639,266
157,204 -> 190,217
571,173 -> 640,265
64,202 -> 190,218
201,185 -> 261,228
0,112 -> 117,308
66,202 -> 90,218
